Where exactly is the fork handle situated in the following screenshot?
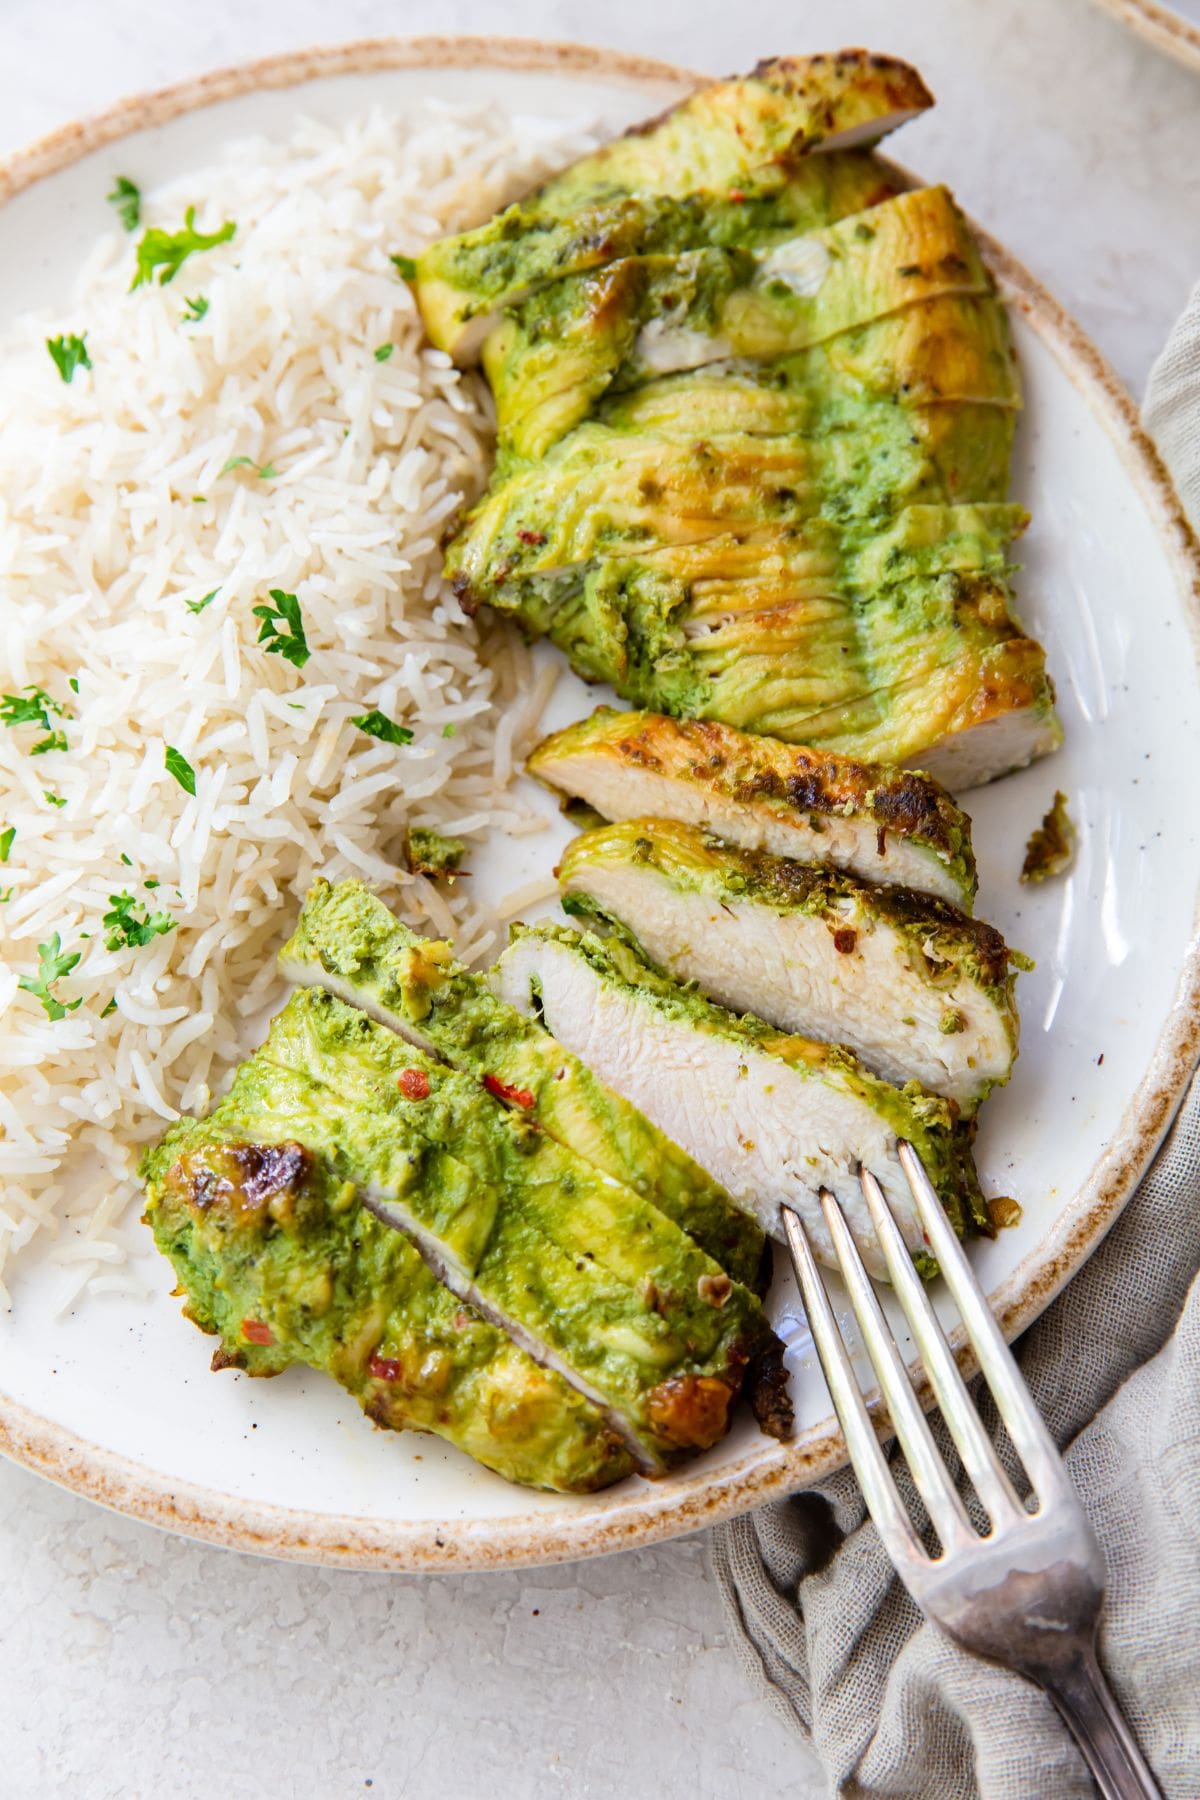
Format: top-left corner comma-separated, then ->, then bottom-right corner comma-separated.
1040,1643 -> 1162,1800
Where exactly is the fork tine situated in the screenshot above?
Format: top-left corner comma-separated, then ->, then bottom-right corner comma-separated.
859,1166 -> 1026,1529
818,1188 -> 976,1553
781,1205 -> 928,1578
897,1141 -> 1070,1505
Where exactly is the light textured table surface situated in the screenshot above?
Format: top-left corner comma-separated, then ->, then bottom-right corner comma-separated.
2,2 -> 1198,1796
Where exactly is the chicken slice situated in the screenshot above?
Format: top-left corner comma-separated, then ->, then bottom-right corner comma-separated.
256,988 -> 774,1473
278,878 -> 766,1289
412,152 -> 899,362
492,924 -> 989,1280
142,1079 -> 635,1494
528,708 -> 977,908
484,186 -> 993,458
557,819 -> 1024,1111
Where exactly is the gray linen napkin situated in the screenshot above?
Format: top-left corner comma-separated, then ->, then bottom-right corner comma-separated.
710,296 -> 1200,1800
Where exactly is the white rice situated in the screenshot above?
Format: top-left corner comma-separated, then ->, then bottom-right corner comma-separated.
0,102 -> 597,1304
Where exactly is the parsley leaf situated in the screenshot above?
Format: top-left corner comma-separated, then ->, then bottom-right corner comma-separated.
164,745 -> 196,795
186,589 -> 219,615
68,677 -> 80,694
182,294 -> 209,322
3,686 -> 70,757
374,343 -> 394,362
0,826 -> 13,863
252,590 -> 310,669
0,887 -> 12,904
18,932 -> 82,1020
1,685 -> 68,736
46,334 -> 93,383
391,254 -> 417,280
100,996 -> 118,1018
31,729 -> 68,755
120,852 -> 132,866
131,207 -> 236,289
43,790 -> 67,808
107,175 -> 141,232
221,455 -> 277,479
441,722 -> 457,738
102,889 -> 176,952
351,709 -> 413,746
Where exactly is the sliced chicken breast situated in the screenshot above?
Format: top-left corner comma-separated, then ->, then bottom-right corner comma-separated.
279,878 -> 766,1289
483,186 -> 993,458
492,924 -> 989,1280
557,819 -> 1023,1111
260,988 -> 773,1473
528,707 -> 977,908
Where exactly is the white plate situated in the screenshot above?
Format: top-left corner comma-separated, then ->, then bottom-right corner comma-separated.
1,39 -> 1198,1571
1090,0 -> 1200,69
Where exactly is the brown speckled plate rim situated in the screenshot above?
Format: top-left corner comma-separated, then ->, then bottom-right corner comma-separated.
1089,0 -> 1200,72
1,35 -> 1197,1572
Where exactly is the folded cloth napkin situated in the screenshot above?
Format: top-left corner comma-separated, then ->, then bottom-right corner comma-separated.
710,293 -> 1200,1800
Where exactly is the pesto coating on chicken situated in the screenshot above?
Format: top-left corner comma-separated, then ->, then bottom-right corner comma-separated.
253,987 -> 774,1471
279,878 -> 766,1289
481,187 -> 994,458
409,51 -> 932,359
142,1093 -> 634,1494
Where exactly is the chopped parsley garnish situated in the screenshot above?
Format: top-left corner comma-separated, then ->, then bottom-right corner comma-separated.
18,932 -> 82,1020
221,455 -> 276,479
46,334 -> 92,383
68,677 -> 80,694
441,722 -> 457,738
164,745 -> 196,795
1,684 -> 70,754
131,207 -> 236,289
100,996 -> 118,1018
30,729 -> 68,755
143,877 -> 160,889
102,889 -> 175,952
374,343 -> 394,362
186,589 -> 219,614
253,590 -> 310,669
120,852 -> 132,866
107,176 -> 141,232
0,887 -> 12,904
182,294 -> 209,322
0,826 -> 13,863
390,254 -> 417,280
351,709 -> 413,746
43,790 -> 67,808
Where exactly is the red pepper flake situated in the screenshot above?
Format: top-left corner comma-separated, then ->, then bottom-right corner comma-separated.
516,529 -> 545,546
396,1067 -> 431,1100
483,1073 -> 534,1109
729,188 -> 745,203
241,1318 -> 274,1346
369,1353 -> 403,1382
833,927 -> 858,954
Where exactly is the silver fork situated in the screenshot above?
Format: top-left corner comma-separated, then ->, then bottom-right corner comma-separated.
781,1141 -> 1161,1800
